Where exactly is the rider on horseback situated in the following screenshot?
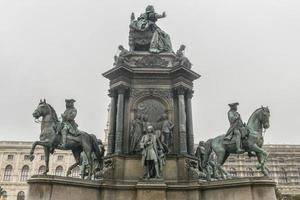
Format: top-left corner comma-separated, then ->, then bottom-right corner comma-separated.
59,99 -> 79,149
224,102 -> 246,154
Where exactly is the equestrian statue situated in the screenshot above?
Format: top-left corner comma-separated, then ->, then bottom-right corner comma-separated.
202,103 -> 271,178
30,99 -> 104,180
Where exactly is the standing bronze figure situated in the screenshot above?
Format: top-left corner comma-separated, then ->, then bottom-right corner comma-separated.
159,113 -> 174,150
140,125 -> 164,179
129,114 -> 143,154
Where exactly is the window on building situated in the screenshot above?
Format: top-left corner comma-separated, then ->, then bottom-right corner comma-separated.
278,158 -> 284,163
7,154 -> 14,160
229,167 -> 237,177
269,172 -> 273,177
3,165 -> 13,181
20,165 -> 29,181
57,155 -> 64,161
246,167 -> 254,177
40,155 -> 45,160
55,166 -> 63,176
71,166 -> 80,178
24,155 -> 30,160
38,166 -> 46,175
17,191 -> 25,200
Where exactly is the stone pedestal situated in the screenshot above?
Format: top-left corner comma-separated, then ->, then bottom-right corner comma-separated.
27,176 -> 277,200
103,52 -> 201,156
103,155 -> 192,182
136,182 -> 167,200
27,176 -> 100,200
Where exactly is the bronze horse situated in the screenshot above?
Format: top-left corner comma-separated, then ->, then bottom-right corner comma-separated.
203,106 -> 270,178
30,99 -> 104,179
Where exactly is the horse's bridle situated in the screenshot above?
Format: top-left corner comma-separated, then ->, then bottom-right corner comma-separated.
34,109 -> 42,123
260,109 -> 268,135
34,103 -> 51,123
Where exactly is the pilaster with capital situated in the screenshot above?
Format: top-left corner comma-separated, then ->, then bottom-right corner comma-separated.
115,87 -> 127,154
107,90 -> 117,155
186,90 -> 195,155
176,86 -> 187,154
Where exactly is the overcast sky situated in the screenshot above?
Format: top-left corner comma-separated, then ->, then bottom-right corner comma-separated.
0,0 -> 299,144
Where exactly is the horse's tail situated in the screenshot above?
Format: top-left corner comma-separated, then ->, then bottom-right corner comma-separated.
90,134 -> 104,164
203,139 -> 213,167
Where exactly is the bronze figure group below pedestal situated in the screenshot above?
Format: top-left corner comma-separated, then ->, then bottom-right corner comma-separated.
129,112 -> 171,179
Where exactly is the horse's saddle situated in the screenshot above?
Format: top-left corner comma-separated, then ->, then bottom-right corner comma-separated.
223,127 -> 249,145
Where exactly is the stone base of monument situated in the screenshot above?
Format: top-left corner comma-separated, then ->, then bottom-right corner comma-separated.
106,154 -> 193,182
27,175 -> 276,200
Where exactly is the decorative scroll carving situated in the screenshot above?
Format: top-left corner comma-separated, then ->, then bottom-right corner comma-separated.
135,54 -> 169,68
185,159 -> 206,180
95,159 -> 114,179
130,88 -> 173,99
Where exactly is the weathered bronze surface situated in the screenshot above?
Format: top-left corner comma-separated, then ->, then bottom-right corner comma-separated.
140,125 -> 165,179
29,7 -> 271,188
30,99 -> 104,180
129,5 -> 172,53
173,44 -> 192,68
129,114 -> 143,154
113,45 -> 131,67
202,106 -> 271,177
26,7 -> 277,200
157,113 -> 174,150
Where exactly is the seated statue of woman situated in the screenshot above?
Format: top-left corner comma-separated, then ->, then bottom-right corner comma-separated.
130,5 -> 172,53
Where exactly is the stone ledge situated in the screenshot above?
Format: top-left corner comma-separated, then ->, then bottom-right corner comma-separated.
105,153 -> 196,159
199,177 -> 276,189
136,181 -> 167,189
27,176 -> 277,200
28,175 -> 100,188
28,175 -> 275,190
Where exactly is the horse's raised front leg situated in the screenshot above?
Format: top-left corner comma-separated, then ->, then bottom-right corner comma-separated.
29,141 -> 49,161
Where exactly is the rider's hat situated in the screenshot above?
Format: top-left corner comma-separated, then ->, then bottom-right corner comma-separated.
65,99 -> 76,104
146,5 -> 154,13
228,102 -> 239,107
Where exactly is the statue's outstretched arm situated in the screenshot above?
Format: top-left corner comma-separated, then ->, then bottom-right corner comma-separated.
155,12 -> 166,19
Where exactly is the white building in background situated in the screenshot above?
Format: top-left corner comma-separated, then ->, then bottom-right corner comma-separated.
1,140 -> 300,200
223,144 -> 300,197
0,141 -> 80,200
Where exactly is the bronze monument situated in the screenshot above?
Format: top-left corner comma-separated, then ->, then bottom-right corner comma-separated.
27,6 -> 276,200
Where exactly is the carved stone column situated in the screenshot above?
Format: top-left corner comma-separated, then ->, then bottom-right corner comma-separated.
176,87 -> 187,154
186,90 -> 194,155
115,87 -> 126,154
107,90 -> 117,155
